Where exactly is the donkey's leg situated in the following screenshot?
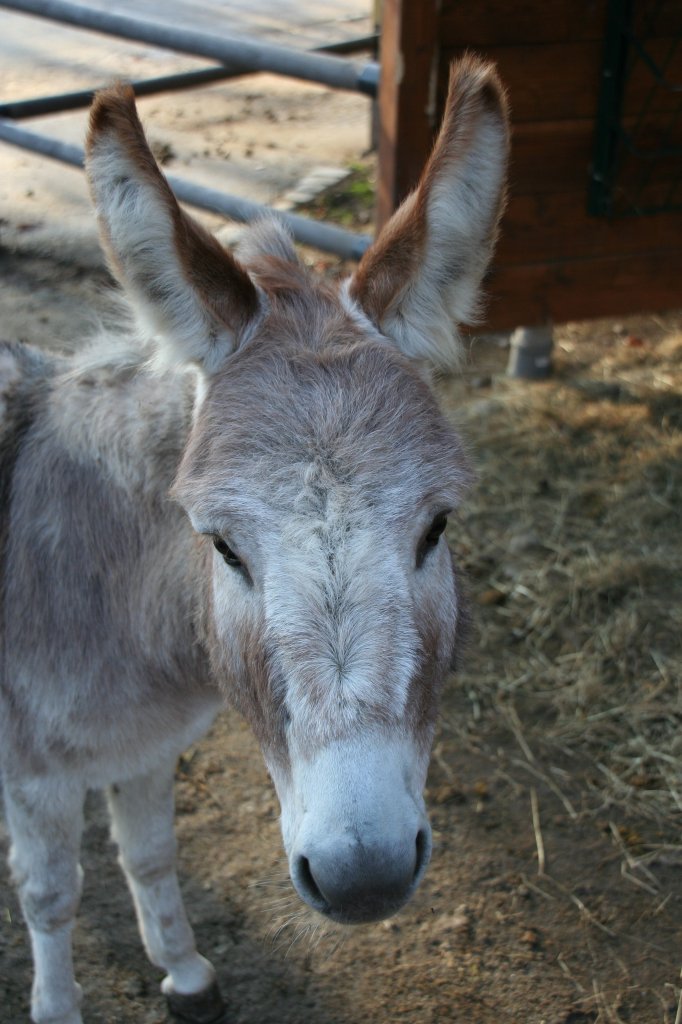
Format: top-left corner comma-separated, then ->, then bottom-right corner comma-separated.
106,758 -> 227,1023
3,775 -> 86,1024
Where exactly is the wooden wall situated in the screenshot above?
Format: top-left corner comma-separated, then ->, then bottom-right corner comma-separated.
377,0 -> 682,329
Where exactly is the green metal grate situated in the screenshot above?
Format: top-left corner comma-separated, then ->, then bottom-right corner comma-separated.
589,0 -> 682,216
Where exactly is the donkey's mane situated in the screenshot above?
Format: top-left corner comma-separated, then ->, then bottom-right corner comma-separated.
237,218 -> 351,348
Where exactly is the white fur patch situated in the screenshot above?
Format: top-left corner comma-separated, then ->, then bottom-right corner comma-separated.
235,215 -> 299,266
272,733 -> 430,857
262,503 -> 418,744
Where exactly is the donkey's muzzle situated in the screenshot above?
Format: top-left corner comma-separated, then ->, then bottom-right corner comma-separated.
292,826 -> 431,924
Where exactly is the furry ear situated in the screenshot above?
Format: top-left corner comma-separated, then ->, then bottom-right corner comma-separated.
85,84 -> 261,373
348,56 -> 510,369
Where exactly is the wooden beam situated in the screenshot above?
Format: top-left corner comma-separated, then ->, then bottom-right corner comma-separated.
376,0 -> 439,228
439,0 -> 608,45
484,248 -> 682,328
498,191 -> 682,265
440,0 -> 682,45
439,38 -> 682,123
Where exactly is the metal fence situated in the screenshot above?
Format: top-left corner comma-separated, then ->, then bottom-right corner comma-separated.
589,0 -> 682,217
0,0 -> 378,259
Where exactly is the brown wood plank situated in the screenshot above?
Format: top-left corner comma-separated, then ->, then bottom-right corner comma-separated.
439,0 -> 682,46
503,114 -> 682,197
438,39 -> 682,123
508,119 -> 595,195
497,192 -> 682,265
482,249 -> 682,328
376,0 -> 439,225
438,0 -> 608,45
441,41 -> 602,123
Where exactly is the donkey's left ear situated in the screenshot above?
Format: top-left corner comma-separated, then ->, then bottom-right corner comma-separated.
348,56 -> 510,370
85,85 -> 261,373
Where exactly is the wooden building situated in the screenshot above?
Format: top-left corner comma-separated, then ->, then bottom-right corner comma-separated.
377,0 -> 682,329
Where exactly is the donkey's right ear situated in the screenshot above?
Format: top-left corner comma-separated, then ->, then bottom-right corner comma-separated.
85,85 -> 261,373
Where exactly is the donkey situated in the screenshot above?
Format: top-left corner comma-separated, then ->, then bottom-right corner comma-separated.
0,56 -> 509,1024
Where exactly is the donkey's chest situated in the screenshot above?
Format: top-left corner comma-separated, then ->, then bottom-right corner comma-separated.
64,688 -> 223,788
1,652 -> 223,785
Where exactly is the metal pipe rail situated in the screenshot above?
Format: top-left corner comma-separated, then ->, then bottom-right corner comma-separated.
0,1 -> 378,258
0,35 -> 379,121
0,118 -> 373,261
0,0 -> 379,96
0,68 -> 240,120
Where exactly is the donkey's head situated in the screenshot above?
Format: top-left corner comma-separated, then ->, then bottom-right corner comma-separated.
85,58 -> 509,925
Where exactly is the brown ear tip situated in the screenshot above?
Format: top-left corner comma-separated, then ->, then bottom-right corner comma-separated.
448,53 -> 507,114
87,83 -> 138,141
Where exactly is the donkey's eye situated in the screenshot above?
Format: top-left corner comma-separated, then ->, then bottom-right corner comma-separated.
212,535 -> 242,569
417,513 -> 449,568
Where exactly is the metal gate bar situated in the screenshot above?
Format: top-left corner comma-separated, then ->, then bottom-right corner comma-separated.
0,68 -> 243,120
0,0 -> 378,258
588,0 -> 682,217
0,36 -> 378,121
0,117 -> 373,260
0,0 -> 379,95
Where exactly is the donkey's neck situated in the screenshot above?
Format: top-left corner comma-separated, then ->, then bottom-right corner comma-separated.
51,342 -> 197,498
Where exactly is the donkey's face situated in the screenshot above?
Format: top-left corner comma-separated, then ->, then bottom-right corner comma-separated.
175,325 -> 467,921
85,57 -> 509,924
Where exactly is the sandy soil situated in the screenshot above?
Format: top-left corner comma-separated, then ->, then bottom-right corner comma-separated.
1,34 -> 681,1024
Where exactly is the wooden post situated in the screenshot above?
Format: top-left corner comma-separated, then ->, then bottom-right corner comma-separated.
376,0 -> 440,229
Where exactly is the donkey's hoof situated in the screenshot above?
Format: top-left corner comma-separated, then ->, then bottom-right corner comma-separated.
166,980 -> 229,1023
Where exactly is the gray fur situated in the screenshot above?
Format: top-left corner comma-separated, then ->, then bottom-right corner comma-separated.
1,57 -> 508,1024
2,351 -> 216,780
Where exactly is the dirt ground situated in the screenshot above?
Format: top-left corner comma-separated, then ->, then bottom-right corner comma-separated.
1,67 -> 681,1024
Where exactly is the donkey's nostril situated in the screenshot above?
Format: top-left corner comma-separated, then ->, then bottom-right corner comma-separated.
294,855 -> 328,911
414,828 -> 431,881
292,828 -> 431,925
